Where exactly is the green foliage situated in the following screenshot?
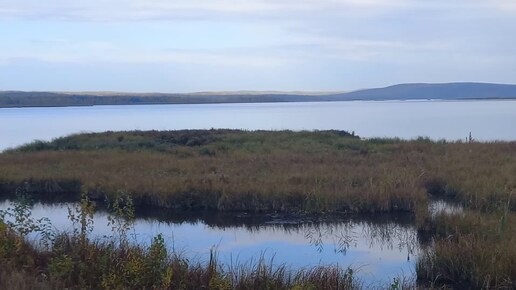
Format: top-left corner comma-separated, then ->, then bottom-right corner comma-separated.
106,190 -> 135,246
389,277 -> 400,290
67,192 -> 95,245
0,191 -> 366,289
0,188 -> 55,248
48,254 -> 74,282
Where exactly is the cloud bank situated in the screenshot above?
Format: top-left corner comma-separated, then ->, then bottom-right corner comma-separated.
0,0 -> 515,91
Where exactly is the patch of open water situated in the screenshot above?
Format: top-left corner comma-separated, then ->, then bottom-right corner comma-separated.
2,100 -> 516,151
0,200 -> 422,285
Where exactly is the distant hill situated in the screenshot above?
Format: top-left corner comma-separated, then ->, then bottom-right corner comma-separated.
323,83 -> 516,101
1,82 -> 515,108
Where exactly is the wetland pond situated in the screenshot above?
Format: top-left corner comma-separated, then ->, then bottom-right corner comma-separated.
0,200 -> 422,285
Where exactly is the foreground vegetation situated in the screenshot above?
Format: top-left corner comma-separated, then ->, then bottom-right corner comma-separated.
1,129 -> 515,288
417,210 -> 516,289
0,194 -> 363,290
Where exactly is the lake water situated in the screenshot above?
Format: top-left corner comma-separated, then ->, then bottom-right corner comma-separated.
0,200 -> 419,285
1,100 -> 516,151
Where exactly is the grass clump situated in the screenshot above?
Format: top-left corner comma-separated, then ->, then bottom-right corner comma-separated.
416,204 -> 516,289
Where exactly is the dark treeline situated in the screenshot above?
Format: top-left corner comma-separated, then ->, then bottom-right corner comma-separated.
2,82 -> 516,108
0,91 -> 317,108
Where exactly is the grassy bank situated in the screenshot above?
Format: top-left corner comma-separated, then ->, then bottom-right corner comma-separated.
416,208 -> 516,289
1,129 -> 516,288
1,130 -> 515,214
0,228 -> 360,290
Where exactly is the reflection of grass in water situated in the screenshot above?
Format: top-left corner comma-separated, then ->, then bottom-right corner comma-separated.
206,217 -> 418,258
0,194 -> 364,289
302,221 -> 418,259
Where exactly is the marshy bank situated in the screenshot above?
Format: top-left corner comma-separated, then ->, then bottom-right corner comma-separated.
0,198 -> 420,287
1,129 -> 515,213
1,129 -> 515,288
0,199 -> 364,290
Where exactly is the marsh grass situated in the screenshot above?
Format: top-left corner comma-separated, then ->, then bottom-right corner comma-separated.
416,208 -> 516,289
1,130 -> 516,288
1,235 -> 363,289
1,130 -> 515,215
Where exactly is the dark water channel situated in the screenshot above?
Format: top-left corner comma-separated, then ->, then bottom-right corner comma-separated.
0,200 -> 422,285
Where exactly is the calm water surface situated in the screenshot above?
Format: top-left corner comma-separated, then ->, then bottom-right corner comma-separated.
1,100 -> 515,151
0,201 -> 419,284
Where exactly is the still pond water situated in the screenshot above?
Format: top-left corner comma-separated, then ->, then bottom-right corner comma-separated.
0,200 -> 422,285
1,100 -> 516,151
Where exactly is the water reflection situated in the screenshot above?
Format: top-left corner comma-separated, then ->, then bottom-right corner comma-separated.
0,200 -> 419,284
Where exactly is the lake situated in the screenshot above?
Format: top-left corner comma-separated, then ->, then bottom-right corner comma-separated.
0,200 -> 420,285
1,100 -> 516,151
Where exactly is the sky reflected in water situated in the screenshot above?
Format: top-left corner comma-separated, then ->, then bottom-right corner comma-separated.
0,200 -> 419,284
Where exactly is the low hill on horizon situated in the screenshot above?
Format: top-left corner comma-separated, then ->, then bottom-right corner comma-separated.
1,82 -> 516,108
323,82 -> 516,101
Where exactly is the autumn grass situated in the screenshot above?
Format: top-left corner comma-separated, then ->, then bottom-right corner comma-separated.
416,208 -> 516,289
1,129 -> 516,288
1,130 -> 515,214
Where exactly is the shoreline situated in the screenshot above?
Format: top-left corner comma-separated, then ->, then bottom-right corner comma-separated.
1,97 -> 516,109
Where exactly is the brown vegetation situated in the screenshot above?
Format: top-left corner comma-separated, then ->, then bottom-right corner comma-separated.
1,130 -> 516,288
1,130 -> 515,214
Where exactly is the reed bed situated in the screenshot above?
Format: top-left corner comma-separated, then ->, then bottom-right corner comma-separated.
1,130 -> 515,214
417,210 -> 516,289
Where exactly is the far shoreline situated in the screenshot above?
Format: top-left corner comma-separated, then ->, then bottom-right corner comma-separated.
2,82 -> 516,108
1,96 -> 516,109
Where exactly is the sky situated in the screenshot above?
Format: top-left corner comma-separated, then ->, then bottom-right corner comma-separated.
0,0 -> 515,92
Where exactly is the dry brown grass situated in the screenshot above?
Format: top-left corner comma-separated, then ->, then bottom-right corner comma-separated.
2,130 -> 516,288
0,130 -> 515,214
417,211 -> 516,288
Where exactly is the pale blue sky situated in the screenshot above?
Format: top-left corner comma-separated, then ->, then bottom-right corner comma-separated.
0,0 -> 515,92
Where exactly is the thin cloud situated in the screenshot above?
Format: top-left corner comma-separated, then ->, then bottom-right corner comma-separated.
1,0 -> 515,91
3,0 -> 512,22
